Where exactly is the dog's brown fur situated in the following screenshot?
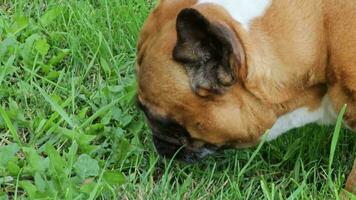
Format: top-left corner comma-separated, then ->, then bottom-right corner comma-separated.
137,0 -> 356,194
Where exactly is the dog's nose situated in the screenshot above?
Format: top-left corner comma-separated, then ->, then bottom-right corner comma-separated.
152,135 -> 183,159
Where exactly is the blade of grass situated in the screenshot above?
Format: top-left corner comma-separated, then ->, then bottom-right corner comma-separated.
287,170 -> 310,200
328,104 -> 347,176
261,177 -> 272,200
237,133 -> 267,178
33,82 -> 76,128
14,169 -> 23,200
21,65 -> 68,91
0,106 -> 23,146
79,96 -> 123,129
328,104 -> 347,197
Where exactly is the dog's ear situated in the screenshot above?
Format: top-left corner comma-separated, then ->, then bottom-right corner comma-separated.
173,8 -> 243,97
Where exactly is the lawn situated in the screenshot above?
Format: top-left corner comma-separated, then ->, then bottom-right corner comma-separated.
0,0 -> 355,199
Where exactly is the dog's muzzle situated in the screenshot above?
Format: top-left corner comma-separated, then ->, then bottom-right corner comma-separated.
137,100 -> 217,162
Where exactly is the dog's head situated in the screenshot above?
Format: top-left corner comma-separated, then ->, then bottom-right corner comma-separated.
136,1 -> 322,162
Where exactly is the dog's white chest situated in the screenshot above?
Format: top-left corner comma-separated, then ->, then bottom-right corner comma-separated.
198,0 -> 272,30
267,95 -> 338,141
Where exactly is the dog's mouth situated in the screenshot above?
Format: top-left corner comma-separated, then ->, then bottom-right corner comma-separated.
152,133 -> 220,163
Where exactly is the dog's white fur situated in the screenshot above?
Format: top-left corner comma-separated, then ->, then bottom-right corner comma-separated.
267,96 -> 338,141
198,0 -> 272,30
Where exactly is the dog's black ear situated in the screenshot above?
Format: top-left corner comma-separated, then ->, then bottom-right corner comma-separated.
173,8 -> 241,97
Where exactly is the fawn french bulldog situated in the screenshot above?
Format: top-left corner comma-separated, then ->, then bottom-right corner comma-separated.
136,0 -> 356,194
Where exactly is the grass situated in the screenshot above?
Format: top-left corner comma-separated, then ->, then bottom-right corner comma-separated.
0,0 -> 355,199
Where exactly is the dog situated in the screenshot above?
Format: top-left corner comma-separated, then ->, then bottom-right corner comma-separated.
136,0 -> 356,194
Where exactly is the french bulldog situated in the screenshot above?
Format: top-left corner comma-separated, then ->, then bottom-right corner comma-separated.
136,0 -> 356,194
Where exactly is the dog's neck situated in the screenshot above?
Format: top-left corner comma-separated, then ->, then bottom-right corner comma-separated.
266,85 -> 337,140
267,95 -> 338,140
245,17 -> 332,140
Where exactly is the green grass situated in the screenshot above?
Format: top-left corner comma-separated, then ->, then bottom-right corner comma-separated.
0,0 -> 355,199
